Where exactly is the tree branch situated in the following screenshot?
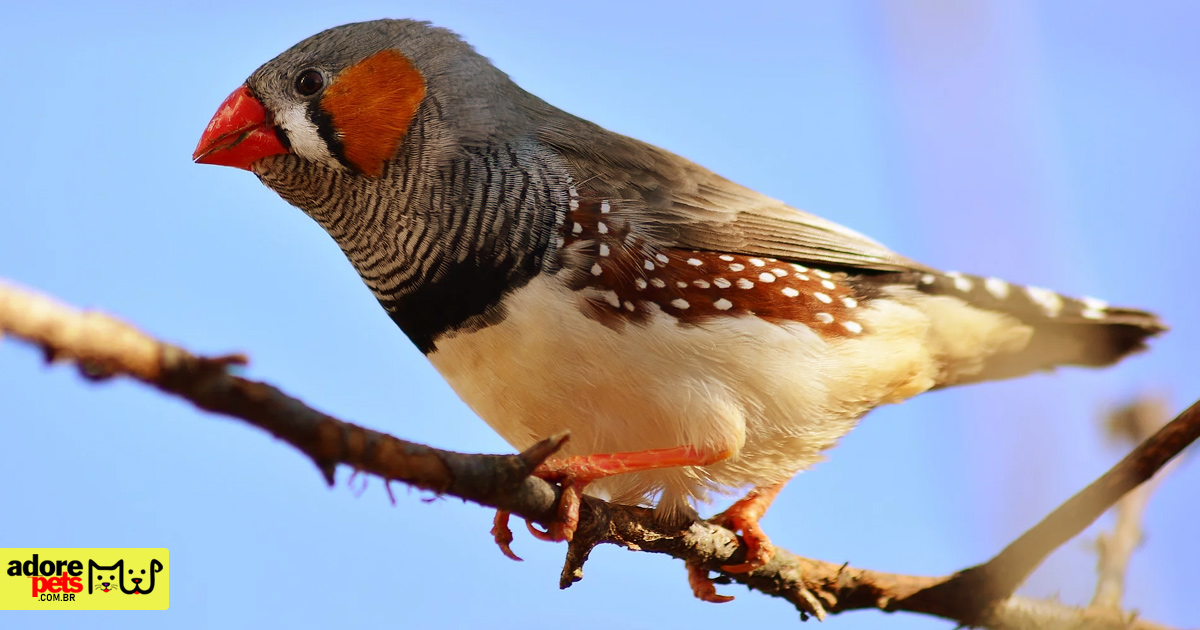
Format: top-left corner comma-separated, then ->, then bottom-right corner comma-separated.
0,277 -> 1191,628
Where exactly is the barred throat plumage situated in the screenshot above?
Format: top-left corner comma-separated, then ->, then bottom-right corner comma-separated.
252,119 -> 567,353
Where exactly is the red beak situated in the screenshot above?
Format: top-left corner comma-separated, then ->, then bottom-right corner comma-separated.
193,85 -> 289,170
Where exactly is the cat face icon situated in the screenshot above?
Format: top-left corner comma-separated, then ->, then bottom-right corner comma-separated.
92,568 -> 119,593
88,561 -> 123,594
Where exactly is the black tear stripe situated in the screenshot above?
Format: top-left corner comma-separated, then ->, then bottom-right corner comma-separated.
306,99 -> 355,172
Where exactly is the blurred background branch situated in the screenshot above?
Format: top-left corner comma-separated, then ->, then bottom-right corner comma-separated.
1091,396 -> 1179,610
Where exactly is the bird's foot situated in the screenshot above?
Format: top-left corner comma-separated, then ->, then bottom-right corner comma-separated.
682,481 -> 789,603
490,445 -> 731,556
687,562 -> 735,603
710,481 -> 787,573
491,510 -> 522,561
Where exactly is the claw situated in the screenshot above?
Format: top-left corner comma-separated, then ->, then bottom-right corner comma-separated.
712,507 -> 775,573
491,510 -> 523,561
550,484 -> 583,542
716,521 -> 774,573
710,481 -> 787,573
687,562 -> 734,603
525,518 -> 557,542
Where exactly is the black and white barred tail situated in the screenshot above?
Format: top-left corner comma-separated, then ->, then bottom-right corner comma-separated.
869,269 -> 1166,383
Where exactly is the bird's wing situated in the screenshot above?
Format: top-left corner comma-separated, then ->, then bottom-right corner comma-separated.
539,124 -> 929,273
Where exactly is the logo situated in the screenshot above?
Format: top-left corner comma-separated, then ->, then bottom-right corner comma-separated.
1,549 -> 168,610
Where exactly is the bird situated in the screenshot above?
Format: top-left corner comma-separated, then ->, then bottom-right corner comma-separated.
193,19 -> 1165,602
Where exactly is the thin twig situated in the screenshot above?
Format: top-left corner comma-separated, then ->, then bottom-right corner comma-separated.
1092,396 -> 1175,609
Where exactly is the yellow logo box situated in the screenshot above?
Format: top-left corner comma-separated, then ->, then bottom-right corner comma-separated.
0,549 -> 168,610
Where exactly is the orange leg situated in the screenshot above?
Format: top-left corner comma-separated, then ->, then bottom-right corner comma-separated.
710,480 -> 788,573
491,445 -> 731,554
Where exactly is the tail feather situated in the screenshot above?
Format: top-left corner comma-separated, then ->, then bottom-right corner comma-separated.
973,319 -> 1160,382
862,269 -> 1166,384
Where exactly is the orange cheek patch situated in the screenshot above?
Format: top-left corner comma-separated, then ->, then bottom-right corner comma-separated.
320,49 -> 427,177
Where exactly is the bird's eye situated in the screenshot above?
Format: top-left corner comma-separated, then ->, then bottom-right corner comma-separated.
294,69 -> 325,96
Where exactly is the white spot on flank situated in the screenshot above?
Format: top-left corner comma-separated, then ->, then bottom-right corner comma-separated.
714,298 -> 733,310
600,200 -> 611,213
719,255 -> 735,262
771,268 -> 788,277
656,253 -> 670,264
688,258 -> 703,266
591,263 -> 603,276
569,199 -> 579,211
599,244 -> 610,257
568,185 -> 578,198
644,260 -> 656,271
920,274 -> 936,285
814,292 -> 833,304
671,298 -> 690,310
782,287 -> 800,298
651,278 -> 666,288
676,281 -> 688,288
820,279 -> 836,290
946,271 -> 973,293
985,277 -> 1010,299
602,290 -> 620,308
729,263 -> 746,272
815,312 -> 834,324
1026,286 -> 1063,317
842,297 -> 858,308
736,278 -> 754,289
713,278 -> 732,289
843,321 -> 863,333
792,263 -> 809,272
693,279 -> 711,289
813,269 -> 832,279
635,278 -> 648,290
623,300 -> 635,311
758,272 -> 776,283
749,258 -> 766,267
795,273 -> 810,281
572,222 -> 583,234
597,222 -> 609,235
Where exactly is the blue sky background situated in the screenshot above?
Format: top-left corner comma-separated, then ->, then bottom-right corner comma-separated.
1,2 -> 1196,628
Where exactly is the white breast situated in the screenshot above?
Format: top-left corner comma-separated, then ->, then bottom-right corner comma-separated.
425,274 -> 1019,514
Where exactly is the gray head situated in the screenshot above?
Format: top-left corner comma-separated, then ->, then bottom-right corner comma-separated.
228,19 -> 551,178
193,19 -> 574,352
